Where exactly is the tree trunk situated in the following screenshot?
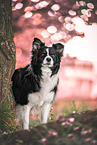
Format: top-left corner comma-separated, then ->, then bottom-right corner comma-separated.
0,0 -> 16,132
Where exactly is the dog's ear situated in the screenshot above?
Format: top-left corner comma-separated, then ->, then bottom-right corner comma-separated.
32,38 -> 44,50
53,43 -> 64,56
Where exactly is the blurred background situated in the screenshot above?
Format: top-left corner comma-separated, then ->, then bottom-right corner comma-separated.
12,0 -> 97,118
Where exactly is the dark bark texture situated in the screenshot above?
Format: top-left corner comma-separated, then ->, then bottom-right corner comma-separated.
0,0 -> 15,102
0,0 -> 16,132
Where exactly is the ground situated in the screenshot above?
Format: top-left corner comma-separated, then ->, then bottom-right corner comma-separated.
0,109 -> 97,145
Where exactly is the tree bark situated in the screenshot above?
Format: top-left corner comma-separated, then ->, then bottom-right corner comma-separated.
0,0 -> 16,132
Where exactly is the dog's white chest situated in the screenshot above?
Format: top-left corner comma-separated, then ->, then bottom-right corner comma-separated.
28,67 -> 58,107
41,67 -> 53,93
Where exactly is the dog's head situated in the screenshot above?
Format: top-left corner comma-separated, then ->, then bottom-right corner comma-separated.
32,38 -> 64,69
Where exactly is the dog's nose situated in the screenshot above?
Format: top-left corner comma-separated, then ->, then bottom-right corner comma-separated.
46,57 -> 51,62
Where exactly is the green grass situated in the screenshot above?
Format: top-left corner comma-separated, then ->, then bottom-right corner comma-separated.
1,109 -> 97,145
1,99 -> 97,145
28,100 -> 97,128
0,98 -> 16,134
62,101 -> 87,116
52,100 -> 97,117
29,100 -> 97,128
1,99 -> 97,132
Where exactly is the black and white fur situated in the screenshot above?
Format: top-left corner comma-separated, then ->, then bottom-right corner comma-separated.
12,38 -> 64,129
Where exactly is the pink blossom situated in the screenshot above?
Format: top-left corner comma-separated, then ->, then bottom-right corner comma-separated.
49,117 -> 51,120
67,133 -> 73,137
41,138 -> 47,142
34,125 -> 37,127
81,130 -> 88,135
69,118 -> 75,122
61,122 -> 66,126
2,132 -> 8,135
52,131 -> 58,136
61,121 -> 72,126
48,131 -> 58,136
73,111 -> 76,114
88,129 -> 92,133
81,129 -> 92,135
85,138 -> 91,142
93,140 -> 97,144
74,126 -> 80,130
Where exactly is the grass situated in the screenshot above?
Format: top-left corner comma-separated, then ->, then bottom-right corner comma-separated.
1,109 -> 97,145
29,99 -> 97,128
52,99 -> 97,117
1,98 -> 97,133
0,98 -> 16,134
0,99 -> 97,145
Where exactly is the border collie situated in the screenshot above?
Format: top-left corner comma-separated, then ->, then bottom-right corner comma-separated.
12,38 -> 64,129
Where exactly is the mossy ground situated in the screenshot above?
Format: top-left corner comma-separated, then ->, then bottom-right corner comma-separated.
0,109 -> 97,145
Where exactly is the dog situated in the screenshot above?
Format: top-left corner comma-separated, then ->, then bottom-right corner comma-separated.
11,38 -> 64,129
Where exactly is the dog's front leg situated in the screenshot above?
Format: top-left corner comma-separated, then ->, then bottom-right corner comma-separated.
16,105 -> 30,129
22,105 -> 30,129
40,103 -> 51,124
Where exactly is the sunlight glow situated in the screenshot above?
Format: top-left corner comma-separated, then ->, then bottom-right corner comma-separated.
65,23 -> 75,31
72,17 -> 85,33
79,1 -> 86,7
65,17 -> 72,23
51,4 -> 60,11
41,30 -> 50,38
48,11 -> 55,17
31,0 -> 39,2
51,32 -> 63,41
24,6 -> 34,12
87,3 -> 94,9
47,26 -> 57,34
81,9 -> 92,17
68,10 -> 76,16
65,23 -> 97,62
58,16 -> 64,22
25,11 -> 33,18
35,1 -> 49,9
80,15 -> 88,21
15,3 -> 23,9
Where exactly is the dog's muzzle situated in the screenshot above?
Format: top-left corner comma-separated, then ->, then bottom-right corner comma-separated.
43,56 -> 54,67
